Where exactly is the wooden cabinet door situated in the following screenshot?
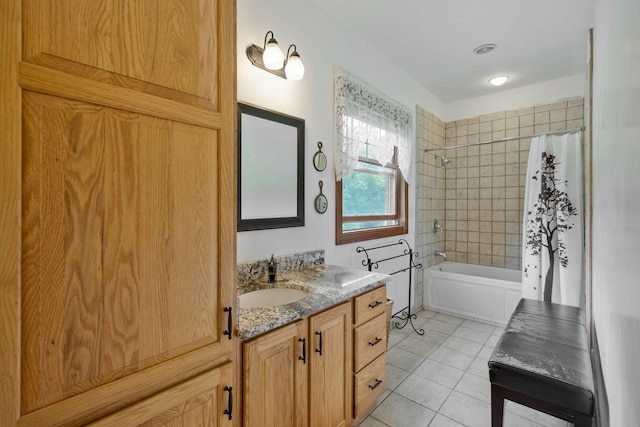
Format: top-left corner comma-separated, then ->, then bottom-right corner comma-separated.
243,321 -> 308,427
88,363 -> 234,427
0,1 -> 236,426
309,303 -> 352,427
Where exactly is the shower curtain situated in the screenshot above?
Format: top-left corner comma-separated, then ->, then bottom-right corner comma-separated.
522,132 -> 584,307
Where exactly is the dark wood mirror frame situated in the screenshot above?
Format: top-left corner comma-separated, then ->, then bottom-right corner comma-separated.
237,102 -> 305,231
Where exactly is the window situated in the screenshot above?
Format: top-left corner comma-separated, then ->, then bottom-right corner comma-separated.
333,68 -> 412,245
336,145 -> 408,244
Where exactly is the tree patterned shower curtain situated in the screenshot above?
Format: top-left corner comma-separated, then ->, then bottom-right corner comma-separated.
522,131 -> 585,307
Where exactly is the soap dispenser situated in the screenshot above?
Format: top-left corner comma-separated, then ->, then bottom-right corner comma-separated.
268,254 -> 277,283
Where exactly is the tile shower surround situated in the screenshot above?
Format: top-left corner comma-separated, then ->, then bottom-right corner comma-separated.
415,99 -> 584,281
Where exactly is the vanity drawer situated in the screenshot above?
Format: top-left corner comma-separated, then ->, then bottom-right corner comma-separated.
354,313 -> 387,372
353,286 -> 386,326
354,352 -> 386,420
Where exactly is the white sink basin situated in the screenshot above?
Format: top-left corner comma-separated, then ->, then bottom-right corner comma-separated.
239,287 -> 309,308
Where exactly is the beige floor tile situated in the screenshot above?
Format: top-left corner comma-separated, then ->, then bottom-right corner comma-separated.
395,374 -> 452,412
371,392 -> 435,427
454,372 -> 491,403
428,346 -> 475,370
413,358 -> 465,389
387,346 -> 426,372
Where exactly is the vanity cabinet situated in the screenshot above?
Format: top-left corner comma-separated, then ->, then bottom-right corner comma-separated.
243,321 -> 308,427
242,302 -> 352,427
352,287 -> 388,423
309,302 -> 353,427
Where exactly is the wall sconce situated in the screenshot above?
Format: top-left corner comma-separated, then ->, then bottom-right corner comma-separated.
246,31 -> 305,81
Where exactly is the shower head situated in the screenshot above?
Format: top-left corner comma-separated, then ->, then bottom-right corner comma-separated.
435,154 -> 451,167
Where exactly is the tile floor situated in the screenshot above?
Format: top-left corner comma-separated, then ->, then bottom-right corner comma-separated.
358,309 -> 571,427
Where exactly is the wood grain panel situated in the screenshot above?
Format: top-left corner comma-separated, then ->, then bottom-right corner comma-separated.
88,363 -> 233,427
309,303 -> 352,427
243,321 -> 308,427
22,0 -> 219,105
0,1 -> 21,425
4,0 -> 236,425
354,353 -> 386,420
353,313 -> 387,372
21,91 -> 220,413
19,62 -> 221,129
353,286 -> 386,326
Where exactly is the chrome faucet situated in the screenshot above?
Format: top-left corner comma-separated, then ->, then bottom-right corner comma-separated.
434,251 -> 447,261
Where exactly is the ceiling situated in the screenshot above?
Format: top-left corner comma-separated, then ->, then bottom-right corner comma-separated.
309,0 -> 595,103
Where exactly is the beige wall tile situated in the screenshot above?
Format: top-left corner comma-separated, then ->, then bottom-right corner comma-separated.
433,98 -> 582,271
550,109 -> 567,123
534,101 -> 568,113
535,111 -> 550,125
567,98 -> 584,107
506,116 -> 519,129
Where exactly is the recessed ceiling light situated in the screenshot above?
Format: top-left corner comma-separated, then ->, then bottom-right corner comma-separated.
489,75 -> 510,86
474,44 -> 497,55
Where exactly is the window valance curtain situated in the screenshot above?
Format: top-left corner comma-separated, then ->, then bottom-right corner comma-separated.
334,68 -> 413,183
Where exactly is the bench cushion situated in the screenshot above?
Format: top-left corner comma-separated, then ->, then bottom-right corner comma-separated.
514,297 -> 586,326
489,298 -> 595,417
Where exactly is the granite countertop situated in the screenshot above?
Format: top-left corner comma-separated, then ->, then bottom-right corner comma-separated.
236,264 -> 389,340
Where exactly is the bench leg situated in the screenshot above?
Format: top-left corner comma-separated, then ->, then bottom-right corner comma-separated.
491,383 -> 505,427
573,413 -> 594,427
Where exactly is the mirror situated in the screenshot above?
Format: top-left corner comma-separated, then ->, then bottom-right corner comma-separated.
313,141 -> 327,171
238,102 -> 305,231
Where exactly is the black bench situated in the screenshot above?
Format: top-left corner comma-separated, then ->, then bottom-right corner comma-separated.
488,298 -> 595,427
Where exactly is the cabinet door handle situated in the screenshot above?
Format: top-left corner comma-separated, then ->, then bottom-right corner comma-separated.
223,386 -> 233,420
223,307 -> 232,340
368,337 -> 382,347
368,379 -> 382,390
368,300 -> 382,309
315,331 -> 323,356
298,338 -> 306,364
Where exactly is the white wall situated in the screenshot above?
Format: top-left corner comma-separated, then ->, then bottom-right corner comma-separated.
237,0 -> 444,309
591,0 -> 640,424
445,73 -> 586,122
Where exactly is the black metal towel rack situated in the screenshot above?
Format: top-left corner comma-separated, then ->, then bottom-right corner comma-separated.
356,238 -> 424,335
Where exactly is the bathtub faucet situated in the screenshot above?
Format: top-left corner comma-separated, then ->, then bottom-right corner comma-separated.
434,251 -> 447,261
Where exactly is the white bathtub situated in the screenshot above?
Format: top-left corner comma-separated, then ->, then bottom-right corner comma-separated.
423,262 -> 522,325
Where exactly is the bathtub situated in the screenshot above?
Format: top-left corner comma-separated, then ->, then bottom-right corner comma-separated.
423,262 -> 522,325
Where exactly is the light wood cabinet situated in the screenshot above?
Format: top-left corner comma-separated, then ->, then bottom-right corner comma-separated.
243,301 -> 353,427
243,321 -> 308,427
309,302 -> 353,427
88,363 -> 234,427
352,287 -> 388,424
0,1 -> 236,425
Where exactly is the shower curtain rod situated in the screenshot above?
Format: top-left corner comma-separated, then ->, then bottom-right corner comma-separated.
423,126 -> 585,153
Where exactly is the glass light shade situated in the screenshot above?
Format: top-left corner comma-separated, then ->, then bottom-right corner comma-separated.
284,52 -> 305,81
489,75 -> 509,86
263,39 -> 284,70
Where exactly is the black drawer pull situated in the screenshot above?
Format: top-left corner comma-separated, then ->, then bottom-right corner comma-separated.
223,386 -> 233,420
368,337 -> 382,347
368,379 -> 382,390
299,338 -> 306,364
368,300 -> 382,309
315,331 -> 323,356
223,307 -> 232,340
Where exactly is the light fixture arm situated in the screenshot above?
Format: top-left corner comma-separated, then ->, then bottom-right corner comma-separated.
285,44 -> 298,62
263,30 -> 275,49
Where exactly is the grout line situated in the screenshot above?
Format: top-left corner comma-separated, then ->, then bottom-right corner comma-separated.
367,310 -> 564,427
